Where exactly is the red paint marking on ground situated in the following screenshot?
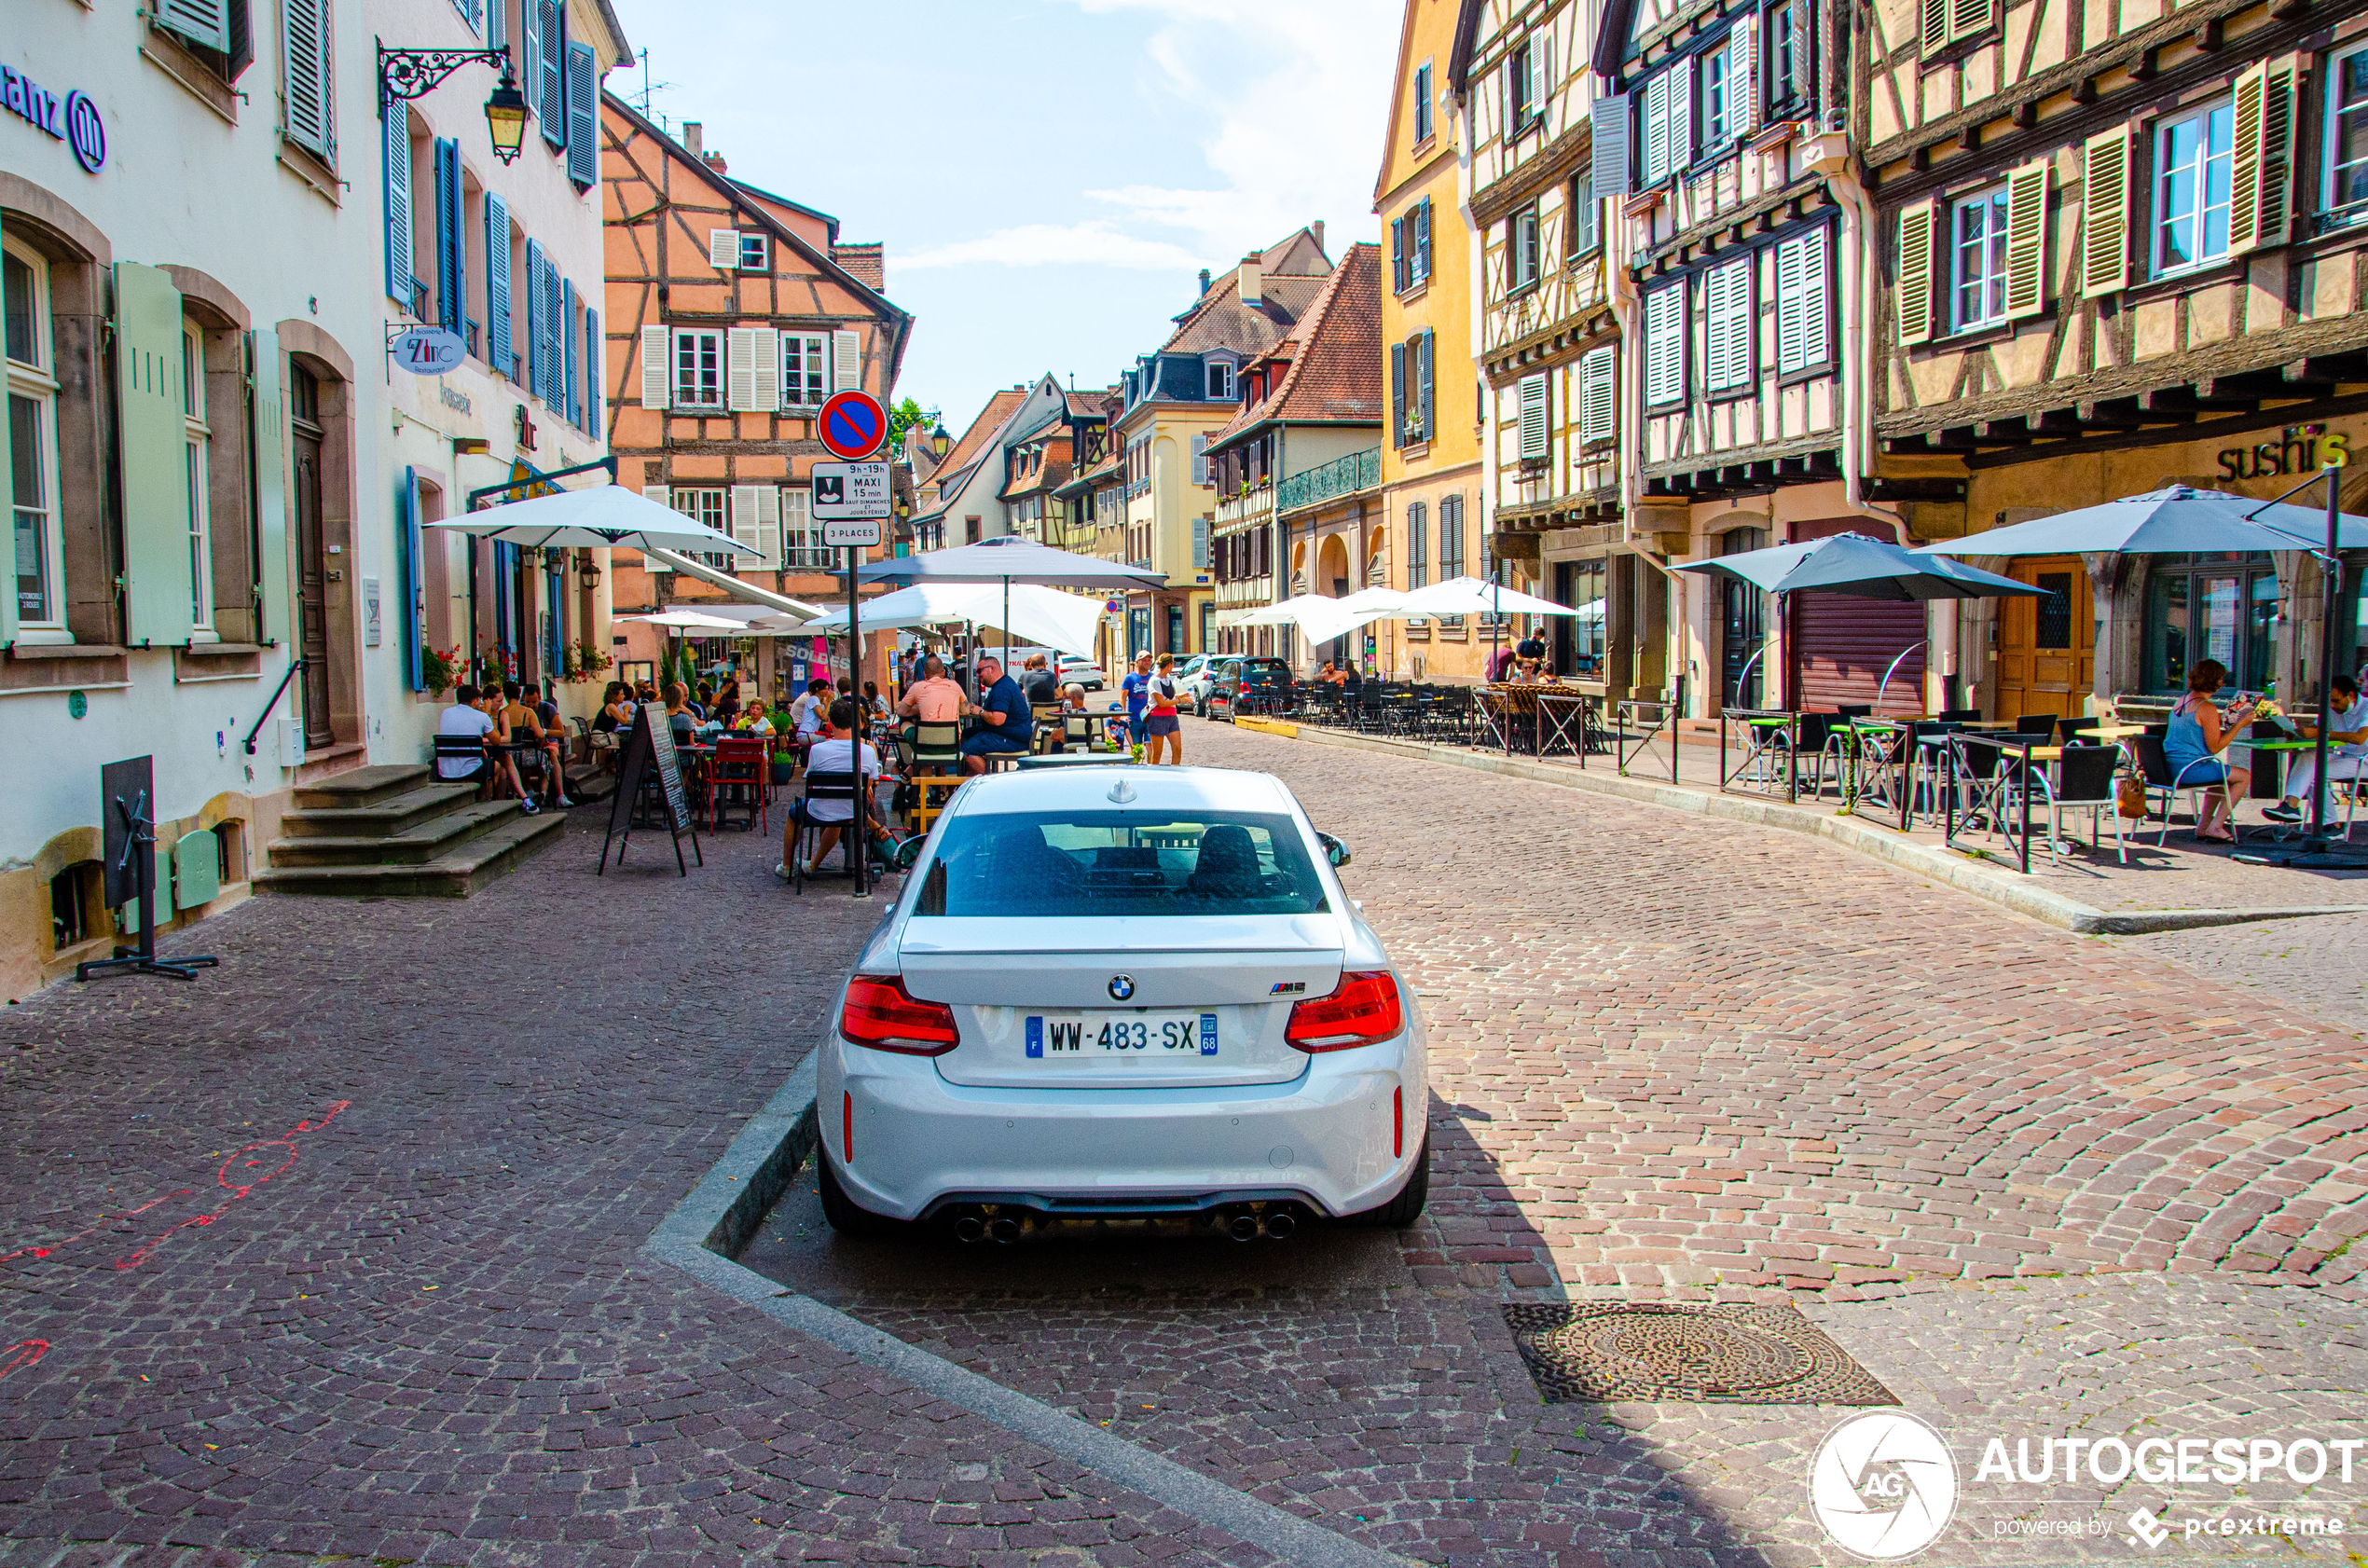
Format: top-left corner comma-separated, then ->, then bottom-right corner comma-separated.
0,1101 -> 352,1273
0,1341 -> 48,1384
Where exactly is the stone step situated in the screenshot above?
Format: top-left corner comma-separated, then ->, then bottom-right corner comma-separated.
278,781 -> 483,839
254,809 -> 568,899
264,799 -> 532,867
291,763 -> 433,812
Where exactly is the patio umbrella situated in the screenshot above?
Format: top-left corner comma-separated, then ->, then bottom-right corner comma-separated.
791,581 -> 1103,660
1677,532 -> 2043,712
856,538 -> 1166,670
618,609 -> 766,632
428,482 -> 757,557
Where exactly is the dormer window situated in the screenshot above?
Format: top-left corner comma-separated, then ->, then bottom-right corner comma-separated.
1206,360 -> 1234,400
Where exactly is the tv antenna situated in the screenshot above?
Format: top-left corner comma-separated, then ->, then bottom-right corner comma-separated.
627,49 -> 677,128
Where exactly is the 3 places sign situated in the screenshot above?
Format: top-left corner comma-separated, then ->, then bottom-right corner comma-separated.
811,460 -> 888,547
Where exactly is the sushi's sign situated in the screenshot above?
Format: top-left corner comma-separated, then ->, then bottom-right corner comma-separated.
2216,424 -> 2352,482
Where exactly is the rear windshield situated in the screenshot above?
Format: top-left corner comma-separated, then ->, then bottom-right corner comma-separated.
914,810 -> 1329,917
1237,661 -> 1290,682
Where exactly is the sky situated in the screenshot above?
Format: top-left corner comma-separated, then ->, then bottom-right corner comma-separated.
605,0 -> 1401,440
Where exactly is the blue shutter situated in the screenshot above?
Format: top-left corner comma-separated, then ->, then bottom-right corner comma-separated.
520,0 -> 540,131
384,106 -> 411,307
434,137 -> 464,335
585,308 -> 601,436
485,191 -> 512,377
494,540 -> 514,655
536,0 -> 565,147
524,238 -> 545,405
564,41 -> 597,189
399,467 -> 424,691
544,256 -> 565,411
562,278 -> 580,426
546,567 -> 564,680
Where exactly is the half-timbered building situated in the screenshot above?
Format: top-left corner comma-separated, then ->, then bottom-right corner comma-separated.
1866,0 -> 2368,719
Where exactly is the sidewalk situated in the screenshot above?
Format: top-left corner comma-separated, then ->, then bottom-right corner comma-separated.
1246,719 -> 2368,929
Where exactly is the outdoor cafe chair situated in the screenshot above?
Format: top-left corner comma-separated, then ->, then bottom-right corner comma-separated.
2134,734 -> 2242,846
1812,707 -> 1872,799
907,721 -> 962,775
790,769 -> 865,896
706,737 -> 769,833
433,736 -> 494,798
1029,704 -> 1065,754
1061,710 -> 1098,751
2012,713 -> 2058,738
2032,744 -> 2126,864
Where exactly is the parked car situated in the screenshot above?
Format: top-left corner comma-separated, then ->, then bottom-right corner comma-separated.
816,763 -> 1427,1239
1055,653 -> 1105,693
1174,654 -> 1215,712
1205,657 -> 1294,720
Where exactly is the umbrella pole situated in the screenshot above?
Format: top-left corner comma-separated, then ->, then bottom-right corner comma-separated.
2309,465 -> 2342,848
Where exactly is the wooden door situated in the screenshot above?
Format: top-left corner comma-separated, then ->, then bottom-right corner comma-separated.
292,421 -> 333,749
1995,557 -> 2092,722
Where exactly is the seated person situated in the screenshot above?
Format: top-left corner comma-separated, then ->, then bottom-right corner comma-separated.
2266,673 -> 2368,824
501,680 -> 571,807
959,655 -> 1032,775
1020,653 -> 1062,708
435,683 -> 495,790
735,695 -> 776,736
1051,682 -> 1095,752
783,697 -> 896,876
897,654 -> 965,749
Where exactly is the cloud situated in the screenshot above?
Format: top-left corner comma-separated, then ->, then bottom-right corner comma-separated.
896,222 -> 1208,272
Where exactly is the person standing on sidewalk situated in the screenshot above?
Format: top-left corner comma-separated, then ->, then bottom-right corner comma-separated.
1145,653 -> 1184,765
1121,652 -> 1154,750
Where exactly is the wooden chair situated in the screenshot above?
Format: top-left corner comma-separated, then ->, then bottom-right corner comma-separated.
706,737 -> 769,832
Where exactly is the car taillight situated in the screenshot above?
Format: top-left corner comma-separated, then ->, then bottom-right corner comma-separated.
840,974 -> 959,1054
1286,971 -> 1403,1052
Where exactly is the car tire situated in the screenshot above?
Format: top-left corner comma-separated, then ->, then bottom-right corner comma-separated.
1345,1133 -> 1429,1228
817,1151 -> 902,1236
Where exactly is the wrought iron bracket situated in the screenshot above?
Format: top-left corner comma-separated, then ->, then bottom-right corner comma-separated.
378,45 -> 509,117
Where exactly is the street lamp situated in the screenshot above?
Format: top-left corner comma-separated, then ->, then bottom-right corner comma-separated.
378,42 -> 530,165
930,425 -> 951,459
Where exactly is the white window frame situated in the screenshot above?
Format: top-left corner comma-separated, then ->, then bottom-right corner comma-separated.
1509,204 -> 1542,291
2153,98 -> 2237,277
665,488 -> 731,569
672,328 -> 723,408
780,331 -> 828,410
1949,185 -> 2012,331
738,231 -> 768,272
781,488 -> 826,568
183,323 -> 215,637
5,236 -> 65,640
1702,31 -> 1739,150
2323,38 -> 2368,224
1206,359 -> 1234,401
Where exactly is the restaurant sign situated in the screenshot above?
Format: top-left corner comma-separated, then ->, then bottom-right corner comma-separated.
3,60 -> 105,173
2216,423 -> 2352,482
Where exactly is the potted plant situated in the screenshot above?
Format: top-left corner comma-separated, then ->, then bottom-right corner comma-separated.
422,644 -> 465,696
768,730 -> 796,786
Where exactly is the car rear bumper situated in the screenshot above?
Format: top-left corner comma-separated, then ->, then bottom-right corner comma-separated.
819,1036 -> 1423,1222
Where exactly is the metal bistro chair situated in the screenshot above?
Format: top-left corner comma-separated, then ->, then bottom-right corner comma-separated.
1030,704 -> 1064,754
2134,734 -> 2243,846
905,721 -> 967,835
790,769 -> 865,895
1060,710 -> 1098,752
433,736 -> 494,799
1815,706 -> 1874,798
706,736 -> 770,833
2031,744 -> 2126,864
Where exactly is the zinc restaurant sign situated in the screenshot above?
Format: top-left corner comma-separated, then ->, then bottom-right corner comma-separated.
3,60 -> 106,173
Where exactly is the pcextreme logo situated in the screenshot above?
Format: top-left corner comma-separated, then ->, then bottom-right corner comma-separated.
1808,1411 -> 1961,1561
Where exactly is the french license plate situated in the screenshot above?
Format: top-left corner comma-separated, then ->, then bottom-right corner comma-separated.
1026,1012 -> 1218,1059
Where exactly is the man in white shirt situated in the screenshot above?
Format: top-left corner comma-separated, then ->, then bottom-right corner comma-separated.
2267,674 -> 2368,824
783,698 -> 892,877
435,684 -> 497,785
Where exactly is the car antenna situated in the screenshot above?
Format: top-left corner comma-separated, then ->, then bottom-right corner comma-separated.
1108,779 -> 1136,804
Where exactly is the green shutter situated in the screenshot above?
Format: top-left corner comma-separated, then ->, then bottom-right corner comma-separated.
116,262 -> 196,648
250,327 -> 289,646
172,828 -> 221,907
0,208 -> 14,649
399,466 -> 424,691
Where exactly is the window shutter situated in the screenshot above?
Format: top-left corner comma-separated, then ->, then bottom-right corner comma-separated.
1528,34 -> 1550,130
833,328 -> 861,391
1669,53 -> 1695,174
383,107 -> 412,307
282,0 -> 335,161
1390,341 -> 1407,447
726,326 -> 758,411
535,0 -> 565,146
1645,282 -> 1684,404
1799,227 -> 1830,367
116,263 -> 196,647
1895,199 -> 1935,345
1519,373 -> 1549,457
709,228 -> 739,269
521,0 -> 542,126
1707,257 -> 1751,390
486,0 -> 505,52
485,192 -> 513,376
1921,0 -> 1950,56
544,257 -> 565,411
1948,0 -> 1989,43
729,485 -> 762,562
2227,60 -> 2295,254
1579,347 -> 1616,445
2256,60 -> 2296,249
1391,216 -> 1406,292
1417,330 -> 1435,439
250,328 -> 290,647
523,239 -> 545,402
754,486 -> 780,569
562,278 -> 580,425
1733,19 -> 1756,138
1643,71 -> 1671,185
585,308 -> 601,435
1592,92 -> 1631,197
642,484 -> 668,505
2002,158 -> 2048,319
1191,433 -> 1208,485
2080,124 -> 2131,296
750,326 -> 779,410
1776,228 -> 1829,371
1193,517 -> 1211,570
640,323 -> 668,408
400,468 -> 424,690
434,138 -> 464,335
1416,199 -> 1432,279
158,0 -> 231,52
565,42 -> 597,190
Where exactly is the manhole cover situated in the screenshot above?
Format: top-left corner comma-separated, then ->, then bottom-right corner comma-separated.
1504,1301 -> 1896,1405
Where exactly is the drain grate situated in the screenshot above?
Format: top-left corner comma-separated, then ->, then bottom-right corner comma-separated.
1503,1301 -> 1897,1405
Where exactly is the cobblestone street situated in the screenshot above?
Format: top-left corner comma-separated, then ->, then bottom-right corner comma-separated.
4,725 -> 2365,1568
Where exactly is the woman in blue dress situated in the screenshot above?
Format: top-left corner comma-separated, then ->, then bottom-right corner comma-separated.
2165,658 -> 2260,844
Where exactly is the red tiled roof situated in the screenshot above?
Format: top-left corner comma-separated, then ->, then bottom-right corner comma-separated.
1160,227 -> 1332,358
1205,243 -> 1382,448
932,388 -> 1030,486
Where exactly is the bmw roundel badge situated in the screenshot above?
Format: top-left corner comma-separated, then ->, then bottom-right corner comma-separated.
1108,975 -> 1136,1001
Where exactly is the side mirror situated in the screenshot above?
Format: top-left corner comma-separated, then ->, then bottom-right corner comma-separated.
1317,832 -> 1351,869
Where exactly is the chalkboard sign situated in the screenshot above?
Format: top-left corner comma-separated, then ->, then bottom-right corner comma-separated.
599,704 -> 702,876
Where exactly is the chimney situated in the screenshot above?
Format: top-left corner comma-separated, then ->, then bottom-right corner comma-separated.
703,150 -> 728,174
1237,253 -> 1264,306
1197,268 -> 1211,297
1312,220 -> 1325,254
682,121 -> 702,158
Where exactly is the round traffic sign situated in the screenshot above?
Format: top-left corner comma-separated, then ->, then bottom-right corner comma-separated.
818,390 -> 888,461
